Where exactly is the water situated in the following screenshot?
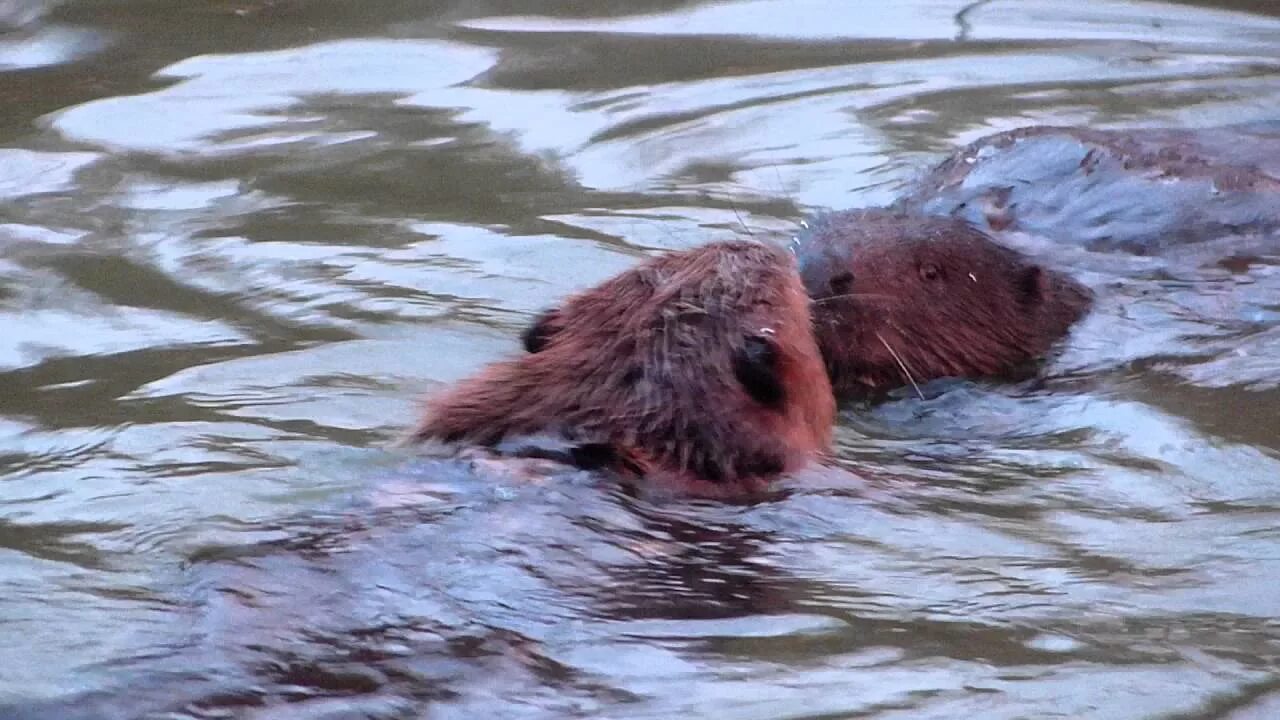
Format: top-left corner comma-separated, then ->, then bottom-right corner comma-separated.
2,0 -> 1280,717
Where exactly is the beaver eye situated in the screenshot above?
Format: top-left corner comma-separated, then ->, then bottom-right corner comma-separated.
829,271 -> 854,296
919,263 -> 943,282
733,334 -> 785,408
521,307 -> 563,353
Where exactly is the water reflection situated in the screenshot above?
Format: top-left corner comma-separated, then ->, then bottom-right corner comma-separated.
2,0 -> 1280,717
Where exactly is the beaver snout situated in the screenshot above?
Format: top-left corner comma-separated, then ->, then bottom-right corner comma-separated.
792,216 -> 853,301
799,258 -> 854,301
825,270 -> 854,297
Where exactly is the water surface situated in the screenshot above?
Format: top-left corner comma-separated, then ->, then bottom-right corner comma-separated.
3,0 -> 1280,717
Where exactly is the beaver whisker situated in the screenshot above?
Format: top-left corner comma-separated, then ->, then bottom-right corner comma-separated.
728,199 -> 755,237
769,163 -> 796,206
812,292 -> 898,306
874,332 -> 925,401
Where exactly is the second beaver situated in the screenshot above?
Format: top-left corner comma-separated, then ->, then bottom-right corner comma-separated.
415,240 -> 835,498
792,209 -> 1092,399
791,124 -> 1280,399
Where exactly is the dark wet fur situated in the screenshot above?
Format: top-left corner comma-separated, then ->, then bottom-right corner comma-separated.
415,241 -> 834,495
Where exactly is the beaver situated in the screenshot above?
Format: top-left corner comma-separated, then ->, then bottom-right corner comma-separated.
788,124 -> 1280,399
414,239 -> 835,498
791,209 -> 1092,399
895,124 -> 1280,253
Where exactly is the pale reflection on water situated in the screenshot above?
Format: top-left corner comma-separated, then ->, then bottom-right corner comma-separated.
1,0 -> 1280,717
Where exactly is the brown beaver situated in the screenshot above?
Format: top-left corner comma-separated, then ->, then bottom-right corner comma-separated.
414,240 -> 835,498
792,124 -> 1280,399
792,209 -> 1092,398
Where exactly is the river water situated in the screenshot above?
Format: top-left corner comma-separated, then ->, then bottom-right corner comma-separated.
2,1 -> 1280,718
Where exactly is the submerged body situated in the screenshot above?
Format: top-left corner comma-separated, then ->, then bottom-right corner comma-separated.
896,124 -> 1280,253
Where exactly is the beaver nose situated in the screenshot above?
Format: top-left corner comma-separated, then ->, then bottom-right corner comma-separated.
793,227 -> 851,299
827,271 -> 854,296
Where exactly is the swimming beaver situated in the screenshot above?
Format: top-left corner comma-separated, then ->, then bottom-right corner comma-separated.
791,124 -> 1280,398
792,209 -> 1092,399
414,240 -> 835,498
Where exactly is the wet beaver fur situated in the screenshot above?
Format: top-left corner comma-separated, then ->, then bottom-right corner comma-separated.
792,209 -> 1092,398
415,240 -> 835,497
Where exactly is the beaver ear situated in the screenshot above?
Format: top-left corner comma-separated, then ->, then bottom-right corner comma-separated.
522,308 -> 564,353
1018,265 -> 1047,306
733,334 -> 786,408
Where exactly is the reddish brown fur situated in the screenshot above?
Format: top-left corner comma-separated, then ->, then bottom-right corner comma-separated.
794,209 -> 1091,398
414,241 -> 835,498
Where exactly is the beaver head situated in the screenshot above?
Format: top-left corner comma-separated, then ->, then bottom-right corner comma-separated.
414,240 -> 835,497
792,209 -> 1091,398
